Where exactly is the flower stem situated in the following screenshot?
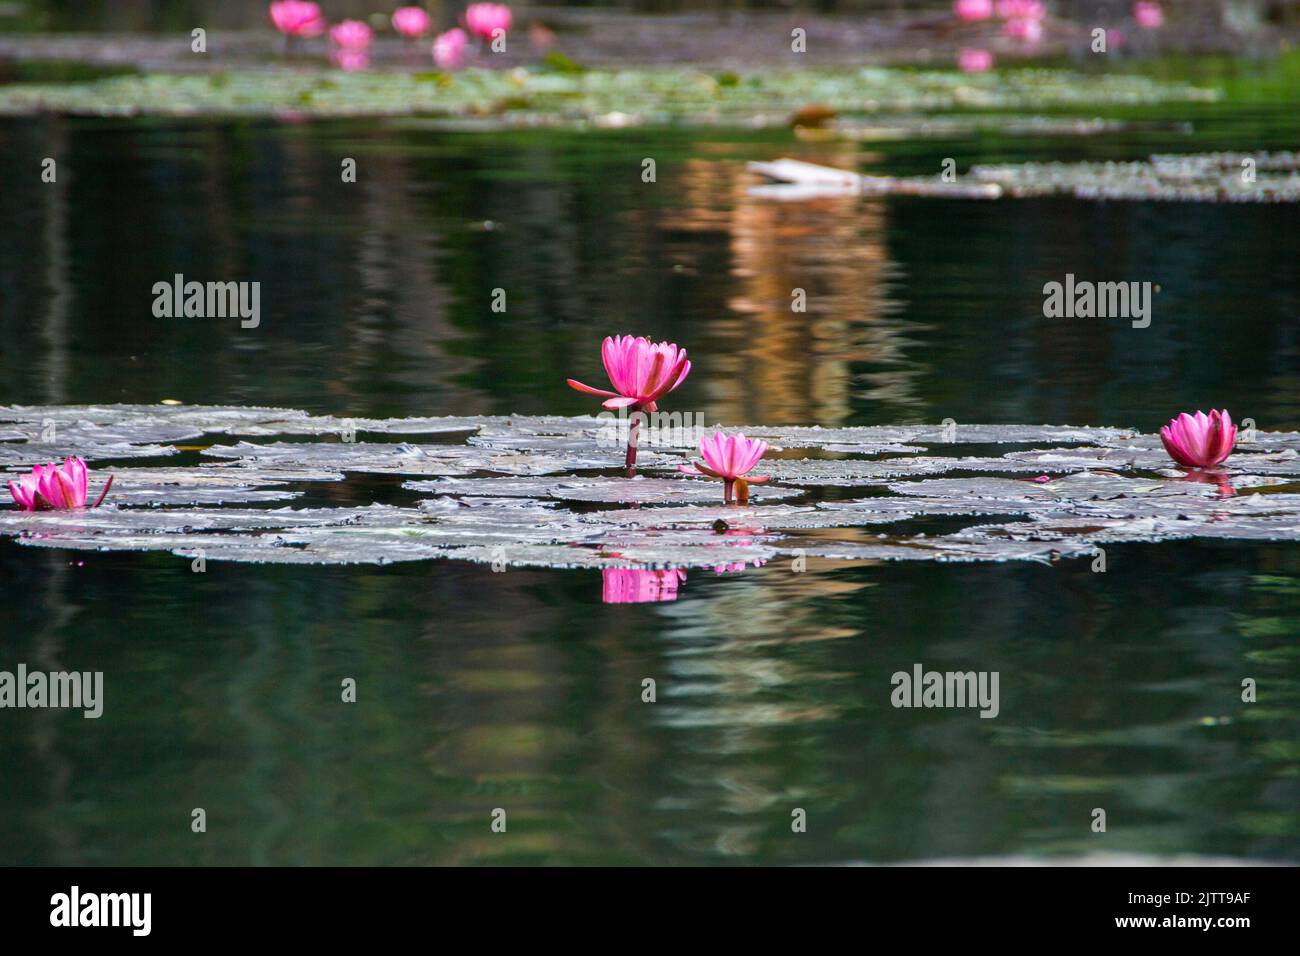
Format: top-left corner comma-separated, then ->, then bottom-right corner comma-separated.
723,478 -> 734,504
624,416 -> 640,475
92,474 -> 114,508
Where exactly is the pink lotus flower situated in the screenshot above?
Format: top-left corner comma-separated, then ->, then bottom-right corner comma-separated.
680,431 -> 770,504
269,0 -> 326,38
392,6 -> 432,39
1134,1 -> 1164,29
432,27 -> 468,69
1003,17 -> 1043,42
330,19 -> 373,50
954,0 -> 994,21
465,2 -> 513,42
568,335 -> 691,470
996,0 -> 1045,18
958,48 -> 994,72
9,457 -> 113,511
602,567 -> 686,604
1160,409 -> 1236,469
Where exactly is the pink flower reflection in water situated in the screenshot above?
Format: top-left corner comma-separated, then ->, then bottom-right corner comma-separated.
601,568 -> 686,604
958,48 -> 994,72
331,49 -> 370,72
1176,469 -> 1236,498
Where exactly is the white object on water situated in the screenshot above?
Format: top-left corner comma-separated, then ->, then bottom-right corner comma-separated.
747,158 -> 1002,200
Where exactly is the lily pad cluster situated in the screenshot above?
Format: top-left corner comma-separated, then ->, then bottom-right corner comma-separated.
751,152 -> 1300,203
0,65 -> 1217,125
3,404 -> 1299,571
969,151 -> 1300,202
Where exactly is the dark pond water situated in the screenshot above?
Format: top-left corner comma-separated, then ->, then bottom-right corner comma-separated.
1,82 -> 1298,863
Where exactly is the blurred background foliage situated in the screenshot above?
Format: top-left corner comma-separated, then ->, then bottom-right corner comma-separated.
1,1 -> 1298,34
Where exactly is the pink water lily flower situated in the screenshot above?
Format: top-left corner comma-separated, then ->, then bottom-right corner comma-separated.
392,6 -> 432,39
996,0 -> 1045,18
680,431 -> 770,504
268,1 -> 326,37
9,457 -> 113,511
568,335 -> 691,470
1160,409 -> 1236,469
1003,16 -> 1043,42
954,0 -> 994,20
330,19 -> 373,50
567,335 -> 691,413
433,27 -> 469,69
1134,1 -> 1164,29
465,2 -> 513,42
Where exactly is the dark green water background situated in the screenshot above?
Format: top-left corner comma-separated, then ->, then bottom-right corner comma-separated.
0,60 -> 1297,864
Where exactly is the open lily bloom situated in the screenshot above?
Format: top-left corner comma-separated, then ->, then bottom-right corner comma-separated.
1134,1 -> 1164,29
954,0 -> 993,22
1160,409 -> 1236,468
567,335 -> 690,413
9,457 -> 113,511
680,431 -> 770,504
465,2 -> 513,42
996,0 -> 1045,18
268,1 -> 326,38
433,28 -> 469,69
1003,16 -> 1043,41
330,20 -> 373,50
568,335 -> 690,470
392,6 -> 432,39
